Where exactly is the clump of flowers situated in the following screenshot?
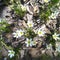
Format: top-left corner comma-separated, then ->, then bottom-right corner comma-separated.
0,0 -> 60,59
12,20 -> 46,47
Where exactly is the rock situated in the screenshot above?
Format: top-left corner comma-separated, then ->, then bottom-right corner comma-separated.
33,5 -> 39,16
54,51 -> 58,57
36,19 -> 40,24
41,24 -> 51,34
2,6 -> 11,18
21,0 -> 29,3
18,20 -> 23,27
26,5 -> 33,15
5,33 -> 12,43
3,57 -> 7,60
29,48 -> 41,57
2,6 -> 15,24
26,2 -> 39,16
46,20 -> 57,30
22,20 -> 27,28
45,49 -> 54,57
12,27 -> 18,32
27,14 -> 33,20
59,27 -> 60,33
1,47 -> 8,57
20,50 -> 25,58
41,49 -> 46,54
39,0 -> 44,4
5,33 -> 12,39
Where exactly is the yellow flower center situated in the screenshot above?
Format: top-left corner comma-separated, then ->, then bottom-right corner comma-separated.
38,31 -> 42,34
28,40 -> 30,44
44,0 -> 49,3
53,35 -> 57,39
20,32 -> 23,35
29,23 -> 32,27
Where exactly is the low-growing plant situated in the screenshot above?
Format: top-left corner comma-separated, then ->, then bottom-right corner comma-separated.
0,0 -> 60,60
11,0 -> 26,18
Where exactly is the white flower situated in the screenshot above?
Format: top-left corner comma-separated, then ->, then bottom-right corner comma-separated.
25,38 -> 33,47
13,29 -> 24,38
52,33 -> 60,41
49,13 -> 56,19
46,44 -> 52,50
21,4 -> 26,12
44,0 -> 50,3
56,42 -> 60,52
13,32 -> 19,38
37,28 -> 46,36
32,40 -> 37,46
33,29 -> 37,34
25,38 -> 37,47
49,11 -> 59,19
18,29 -> 24,37
8,50 -> 15,58
27,20 -> 34,28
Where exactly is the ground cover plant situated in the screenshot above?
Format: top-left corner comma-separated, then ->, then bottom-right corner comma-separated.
0,0 -> 60,60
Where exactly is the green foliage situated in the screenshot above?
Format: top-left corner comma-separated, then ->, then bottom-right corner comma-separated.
46,34 -> 56,50
40,9 -> 51,22
11,1 -> 26,18
51,0 -> 59,5
40,54 -> 53,60
0,19 -> 10,33
0,0 -> 60,59
39,0 -> 59,23
2,0 -> 10,5
25,28 -> 37,39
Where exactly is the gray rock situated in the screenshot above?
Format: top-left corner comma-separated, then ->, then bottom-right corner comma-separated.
45,49 -> 54,57
29,48 -> 41,57
20,50 -> 24,58
46,20 -> 57,30
1,47 -> 8,57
